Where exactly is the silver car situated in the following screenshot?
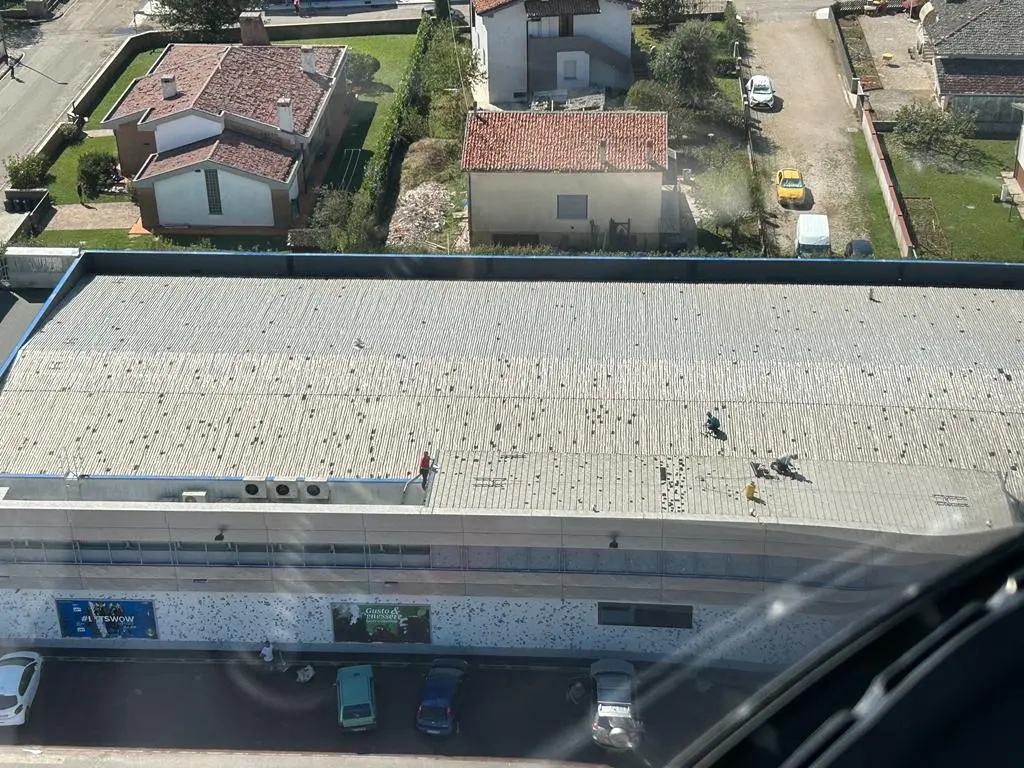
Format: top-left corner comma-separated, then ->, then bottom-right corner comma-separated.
589,659 -> 642,751
746,74 -> 776,110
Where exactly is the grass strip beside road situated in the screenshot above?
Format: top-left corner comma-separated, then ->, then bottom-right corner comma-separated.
84,49 -> 163,128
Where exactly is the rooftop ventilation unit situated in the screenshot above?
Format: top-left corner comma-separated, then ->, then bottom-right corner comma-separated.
242,477 -> 269,500
269,477 -> 299,501
181,491 -> 208,503
299,479 -> 330,503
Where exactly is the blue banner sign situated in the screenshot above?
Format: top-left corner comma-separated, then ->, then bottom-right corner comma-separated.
55,600 -> 159,639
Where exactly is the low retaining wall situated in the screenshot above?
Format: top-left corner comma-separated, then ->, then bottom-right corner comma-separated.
861,106 -> 916,258
1,245 -> 77,289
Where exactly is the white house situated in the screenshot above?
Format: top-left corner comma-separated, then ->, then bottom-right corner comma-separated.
470,0 -> 635,106
461,110 -> 678,249
100,17 -> 349,234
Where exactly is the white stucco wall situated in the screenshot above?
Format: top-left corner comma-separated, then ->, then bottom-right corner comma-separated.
1016,122 -> 1024,168
153,167 -> 275,228
479,3 -> 529,103
153,113 -> 223,153
0,589 -> 850,667
469,170 -> 663,245
573,0 -> 632,60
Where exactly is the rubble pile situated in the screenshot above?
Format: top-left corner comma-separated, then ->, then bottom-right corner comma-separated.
387,182 -> 453,248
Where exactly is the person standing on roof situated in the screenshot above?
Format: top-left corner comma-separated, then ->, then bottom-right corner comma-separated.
419,451 -> 432,490
706,410 -> 721,435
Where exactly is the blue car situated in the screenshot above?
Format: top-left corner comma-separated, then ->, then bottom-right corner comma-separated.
415,658 -> 469,736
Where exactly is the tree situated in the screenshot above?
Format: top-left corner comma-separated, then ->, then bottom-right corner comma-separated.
3,154 -> 48,189
637,0 -> 682,30
77,151 -> 119,198
156,0 -> 252,38
696,154 -> 756,242
428,91 -> 468,139
346,53 -> 381,89
652,20 -> 719,104
624,80 -> 693,143
893,101 -> 978,165
420,31 -> 481,98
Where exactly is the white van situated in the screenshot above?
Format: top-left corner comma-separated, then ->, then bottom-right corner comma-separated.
795,214 -> 830,256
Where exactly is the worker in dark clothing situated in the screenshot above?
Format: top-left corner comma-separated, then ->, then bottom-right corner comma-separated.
419,452 -> 431,489
706,410 -> 721,434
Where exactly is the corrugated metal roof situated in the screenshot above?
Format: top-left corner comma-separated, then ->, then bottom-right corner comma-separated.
0,276 -> 1022,531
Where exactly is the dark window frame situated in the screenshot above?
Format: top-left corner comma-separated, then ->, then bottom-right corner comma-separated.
597,602 -> 694,629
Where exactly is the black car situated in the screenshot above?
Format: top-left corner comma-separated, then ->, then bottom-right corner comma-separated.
415,659 -> 468,736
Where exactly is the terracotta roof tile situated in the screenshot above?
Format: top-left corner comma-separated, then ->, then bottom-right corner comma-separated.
936,57 -> 1024,95
461,111 -> 668,172
107,43 -> 344,135
136,131 -> 297,183
524,0 -> 601,16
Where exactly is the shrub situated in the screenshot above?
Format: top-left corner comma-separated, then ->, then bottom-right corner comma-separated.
427,91 -> 468,139
57,122 -> 84,145
77,151 -> 119,198
3,154 -> 48,190
346,52 -> 381,88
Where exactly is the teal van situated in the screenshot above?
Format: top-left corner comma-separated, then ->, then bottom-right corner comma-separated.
336,665 -> 377,732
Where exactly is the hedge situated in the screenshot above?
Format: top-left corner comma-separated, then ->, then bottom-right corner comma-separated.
347,14 -> 438,247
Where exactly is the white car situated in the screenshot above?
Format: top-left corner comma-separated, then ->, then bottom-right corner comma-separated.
746,74 -> 776,110
0,652 -> 42,726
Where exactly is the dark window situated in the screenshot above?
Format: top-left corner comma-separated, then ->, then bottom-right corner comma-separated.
556,194 -> 587,220
204,169 -> 223,215
597,602 -> 694,629
13,540 -> 45,563
558,14 -> 573,35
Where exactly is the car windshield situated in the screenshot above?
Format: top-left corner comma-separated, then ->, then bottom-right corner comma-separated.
0,1 -> 1020,766
419,705 -> 448,722
0,695 -> 17,709
342,704 -> 372,720
0,659 -> 27,668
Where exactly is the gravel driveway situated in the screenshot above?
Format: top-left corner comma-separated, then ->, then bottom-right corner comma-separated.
747,18 -> 867,255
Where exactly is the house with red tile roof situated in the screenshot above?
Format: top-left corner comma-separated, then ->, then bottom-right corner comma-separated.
469,0 -> 635,105
100,30 -> 349,234
461,110 -> 683,249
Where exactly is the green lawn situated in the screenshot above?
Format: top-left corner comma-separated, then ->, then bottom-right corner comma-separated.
888,138 -> 1024,261
27,229 -> 288,251
84,49 -> 163,128
46,135 -> 127,205
286,35 -> 417,189
852,135 -> 900,258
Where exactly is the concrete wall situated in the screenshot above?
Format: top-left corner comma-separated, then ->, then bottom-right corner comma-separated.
111,122 -> 156,178
574,1 -> 631,60
0,246 -> 77,289
0,588 -> 850,666
860,106 -> 917,258
468,170 -> 663,247
152,166 -> 275,227
480,4 -> 529,102
153,113 -> 223,153
822,6 -> 859,94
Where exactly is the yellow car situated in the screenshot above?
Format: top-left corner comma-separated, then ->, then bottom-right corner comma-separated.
775,169 -> 806,207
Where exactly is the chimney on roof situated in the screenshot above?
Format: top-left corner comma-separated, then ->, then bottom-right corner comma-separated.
238,10 -> 270,46
277,97 -> 294,133
301,45 -> 316,75
646,140 -> 654,164
160,75 -> 177,100
598,140 -> 607,167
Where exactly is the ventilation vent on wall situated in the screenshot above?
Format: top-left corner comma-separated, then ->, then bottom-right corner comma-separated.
242,477 -> 269,500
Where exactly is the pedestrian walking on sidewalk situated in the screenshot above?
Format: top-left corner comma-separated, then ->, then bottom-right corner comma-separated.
294,0 -> 301,15
419,451 -> 431,490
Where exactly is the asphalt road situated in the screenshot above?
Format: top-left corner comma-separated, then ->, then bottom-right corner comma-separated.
0,656 -> 770,767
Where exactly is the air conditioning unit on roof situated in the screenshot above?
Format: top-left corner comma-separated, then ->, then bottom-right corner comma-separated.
242,477 -> 269,500
299,479 -> 330,503
269,477 -> 299,501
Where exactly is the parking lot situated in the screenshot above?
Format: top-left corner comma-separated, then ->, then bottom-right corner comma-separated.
747,17 -> 868,254
0,656 -> 770,767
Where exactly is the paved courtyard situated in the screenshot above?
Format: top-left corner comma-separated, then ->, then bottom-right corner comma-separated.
858,13 -> 936,119
47,202 -> 141,230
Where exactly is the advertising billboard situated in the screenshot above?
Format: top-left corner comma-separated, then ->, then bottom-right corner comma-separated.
331,603 -> 431,644
55,599 -> 159,640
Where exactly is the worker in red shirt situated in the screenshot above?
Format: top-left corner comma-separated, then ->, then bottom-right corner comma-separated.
419,452 -> 431,489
